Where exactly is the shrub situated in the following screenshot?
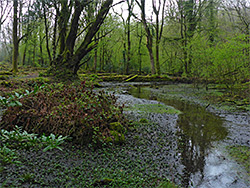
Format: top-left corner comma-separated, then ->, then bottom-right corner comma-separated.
0,82 -> 126,145
0,78 -> 50,96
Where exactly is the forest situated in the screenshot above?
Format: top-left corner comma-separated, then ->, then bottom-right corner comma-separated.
0,0 -> 249,82
0,0 -> 250,188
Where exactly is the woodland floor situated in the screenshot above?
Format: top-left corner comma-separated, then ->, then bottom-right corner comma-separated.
0,69 -> 249,187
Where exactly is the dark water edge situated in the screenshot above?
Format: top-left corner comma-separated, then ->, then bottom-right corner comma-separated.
111,83 -> 250,188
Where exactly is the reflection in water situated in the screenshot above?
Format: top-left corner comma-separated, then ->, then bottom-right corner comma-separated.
129,86 -> 228,187
174,100 -> 228,187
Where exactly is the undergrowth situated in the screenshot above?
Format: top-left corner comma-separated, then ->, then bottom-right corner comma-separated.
0,81 -> 127,145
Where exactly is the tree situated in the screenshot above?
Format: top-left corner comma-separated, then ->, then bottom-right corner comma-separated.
0,0 -> 11,31
41,0 -> 52,63
126,0 -> 134,74
224,0 -> 250,57
224,0 -> 250,35
49,0 -> 114,79
135,0 -> 156,74
207,0 -> 217,45
136,22 -> 144,74
12,0 -> 18,73
152,0 -> 166,75
166,0 -> 204,75
113,0 -> 135,74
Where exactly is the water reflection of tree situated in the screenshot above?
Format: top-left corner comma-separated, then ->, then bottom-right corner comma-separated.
176,104 -> 228,187
129,86 -> 229,187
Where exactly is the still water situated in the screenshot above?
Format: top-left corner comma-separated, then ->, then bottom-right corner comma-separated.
126,85 -> 248,188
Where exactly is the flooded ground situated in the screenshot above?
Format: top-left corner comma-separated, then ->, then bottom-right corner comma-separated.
1,82 -> 249,187
105,83 -> 250,188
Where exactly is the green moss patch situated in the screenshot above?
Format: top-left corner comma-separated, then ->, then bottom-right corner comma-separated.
93,73 -> 172,82
227,145 -> 250,176
125,103 -> 181,115
158,181 -> 179,188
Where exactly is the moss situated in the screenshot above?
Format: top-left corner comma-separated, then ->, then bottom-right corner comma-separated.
227,145 -> 250,175
0,81 -> 13,87
109,122 -> 126,133
110,130 -> 125,144
125,104 -> 182,115
0,75 -> 9,80
125,75 -> 138,82
157,180 -> 178,188
105,136 -> 113,143
0,71 -> 12,76
95,74 -> 172,82
31,77 -> 51,83
139,118 -> 149,123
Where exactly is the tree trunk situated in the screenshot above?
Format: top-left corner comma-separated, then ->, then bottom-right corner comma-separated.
155,15 -> 160,75
39,34 -> 45,66
43,2 -> 51,63
126,20 -> 131,75
148,44 -> 156,75
126,0 -> 133,75
52,5 -> 58,63
12,0 -> 18,73
123,42 -> 126,74
137,25 -> 143,75
94,36 -> 98,73
51,0 -> 113,79
152,0 -> 166,75
22,43 -> 27,66
33,41 -> 36,66
137,0 -> 156,75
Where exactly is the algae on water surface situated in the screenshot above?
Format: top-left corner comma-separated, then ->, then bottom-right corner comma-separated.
125,103 -> 182,115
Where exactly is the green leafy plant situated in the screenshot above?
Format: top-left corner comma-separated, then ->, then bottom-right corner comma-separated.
0,93 -> 22,107
41,133 -> 68,152
0,126 -> 39,149
0,84 -> 45,108
0,146 -> 21,165
1,126 -> 68,152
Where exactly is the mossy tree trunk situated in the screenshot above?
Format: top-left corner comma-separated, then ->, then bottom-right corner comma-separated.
50,0 -> 113,79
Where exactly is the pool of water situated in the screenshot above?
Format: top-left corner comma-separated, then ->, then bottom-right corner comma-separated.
123,84 -> 249,188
